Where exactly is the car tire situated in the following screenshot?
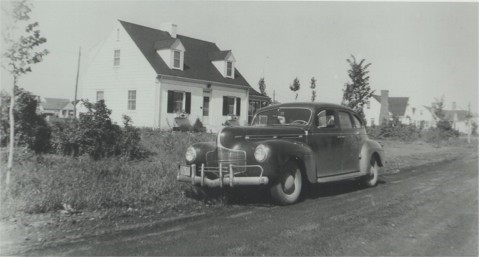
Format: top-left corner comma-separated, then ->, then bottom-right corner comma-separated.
363,157 -> 379,187
270,162 -> 302,205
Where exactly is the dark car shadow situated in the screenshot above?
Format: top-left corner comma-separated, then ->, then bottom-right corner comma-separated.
185,178 -> 386,207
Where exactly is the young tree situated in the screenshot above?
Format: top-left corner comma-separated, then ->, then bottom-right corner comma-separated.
290,77 -> 300,101
341,55 -> 374,120
258,77 -> 267,96
2,0 -> 49,185
310,77 -> 317,102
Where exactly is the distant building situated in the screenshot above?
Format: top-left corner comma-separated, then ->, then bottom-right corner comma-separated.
39,97 -> 74,120
363,90 -> 411,126
423,102 -> 478,134
81,20 -> 269,131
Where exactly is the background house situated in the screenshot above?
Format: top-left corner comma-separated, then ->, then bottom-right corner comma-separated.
422,102 -> 478,134
81,20 -> 269,131
39,97 -> 74,120
363,90 -> 410,126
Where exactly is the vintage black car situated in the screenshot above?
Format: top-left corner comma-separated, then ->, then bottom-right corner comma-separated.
178,102 -> 385,205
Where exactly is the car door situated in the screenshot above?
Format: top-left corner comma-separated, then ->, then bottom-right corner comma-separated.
338,111 -> 361,173
310,109 -> 344,177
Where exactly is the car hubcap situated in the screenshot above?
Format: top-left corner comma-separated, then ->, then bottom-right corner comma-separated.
283,174 -> 295,194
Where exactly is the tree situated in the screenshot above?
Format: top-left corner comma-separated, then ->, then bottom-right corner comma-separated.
341,55 -> 374,121
310,77 -> 317,102
2,0 -> 49,185
431,96 -> 446,121
289,77 -> 300,101
0,88 -> 51,153
258,77 -> 267,96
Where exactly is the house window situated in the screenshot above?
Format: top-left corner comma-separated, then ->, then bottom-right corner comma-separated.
114,50 -> 120,66
370,118 -> 375,127
223,96 -> 241,116
226,61 -> 233,77
173,50 -> 181,69
203,97 -> 210,116
96,91 -> 104,102
167,90 -> 191,113
367,101 -> 370,109
128,90 -> 136,110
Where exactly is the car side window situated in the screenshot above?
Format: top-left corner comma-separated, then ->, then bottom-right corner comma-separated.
352,114 -> 363,128
338,111 -> 353,129
317,109 -> 336,128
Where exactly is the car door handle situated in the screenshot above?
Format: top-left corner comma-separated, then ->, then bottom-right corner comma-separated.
337,135 -> 346,139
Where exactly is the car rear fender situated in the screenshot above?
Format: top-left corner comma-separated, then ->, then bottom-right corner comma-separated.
359,139 -> 385,174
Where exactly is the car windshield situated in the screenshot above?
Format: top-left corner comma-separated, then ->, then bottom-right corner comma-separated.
251,108 -> 312,126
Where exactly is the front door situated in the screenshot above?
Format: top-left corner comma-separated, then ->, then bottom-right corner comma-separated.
202,95 -> 210,125
310,109 -> 344,177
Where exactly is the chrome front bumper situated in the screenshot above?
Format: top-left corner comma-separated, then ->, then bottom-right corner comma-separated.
177,163 -> 269,187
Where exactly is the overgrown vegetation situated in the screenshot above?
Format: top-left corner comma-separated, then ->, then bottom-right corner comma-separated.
1,130 -> 215,215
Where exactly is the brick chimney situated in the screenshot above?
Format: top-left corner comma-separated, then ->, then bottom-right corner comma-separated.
160,22 -> 177,38
379,90 -> 390,124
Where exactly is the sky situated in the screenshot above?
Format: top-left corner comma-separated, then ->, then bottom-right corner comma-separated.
1,1 -> 478,112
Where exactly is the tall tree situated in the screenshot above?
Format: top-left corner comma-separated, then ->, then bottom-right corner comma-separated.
2,0 -> 49,186
289,77 -> 300,101
258,77 -> 267,96
310,77 -> 317,102
341,55 -> 374,120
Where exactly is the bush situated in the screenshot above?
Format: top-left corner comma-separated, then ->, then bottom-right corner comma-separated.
192,118 -> 206,133
0,87 -> 51,153
367,120 -> 421,142
51,100 -> 149,160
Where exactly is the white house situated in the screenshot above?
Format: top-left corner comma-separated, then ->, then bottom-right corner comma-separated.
363,90 -> 411,126
39,97 -> 74,120
81,20 -> 269,131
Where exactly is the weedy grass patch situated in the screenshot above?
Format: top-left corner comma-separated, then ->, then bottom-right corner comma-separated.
1,130 -> 215,217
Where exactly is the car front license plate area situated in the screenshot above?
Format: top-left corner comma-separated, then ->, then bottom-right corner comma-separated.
180,166 -> 191,177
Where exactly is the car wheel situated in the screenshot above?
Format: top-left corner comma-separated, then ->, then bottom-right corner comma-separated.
270,162 -> 302,205
363,157 -> 379,187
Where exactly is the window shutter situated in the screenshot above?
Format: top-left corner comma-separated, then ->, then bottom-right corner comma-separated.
167,91 -> 174,113
223,96 -> 228,116
236,97 -> 241,116
185,92 -> 191,114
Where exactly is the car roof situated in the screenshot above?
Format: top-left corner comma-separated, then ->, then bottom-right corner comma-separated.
260,102 -> 355,112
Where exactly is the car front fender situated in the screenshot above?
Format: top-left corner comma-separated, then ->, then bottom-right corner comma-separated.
258,140 -> 316,183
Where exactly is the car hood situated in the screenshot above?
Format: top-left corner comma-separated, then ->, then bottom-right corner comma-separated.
219,126 -> 307,148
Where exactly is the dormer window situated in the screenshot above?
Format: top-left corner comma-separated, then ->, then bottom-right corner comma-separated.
226,61 -> 233,77
114,50 -> 120,66
173,50 -> 181,69
155,39 -> 185,71
209,50 -> 236,79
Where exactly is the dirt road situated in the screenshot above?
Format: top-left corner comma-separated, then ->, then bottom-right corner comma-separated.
11,152 -> 479,256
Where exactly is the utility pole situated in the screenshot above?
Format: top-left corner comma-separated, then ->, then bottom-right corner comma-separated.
73,47 -> 81,119
467,102 -> 472,144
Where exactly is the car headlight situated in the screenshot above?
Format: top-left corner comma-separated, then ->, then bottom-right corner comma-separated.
254,144 -> 269,162
185,146 -> 196,162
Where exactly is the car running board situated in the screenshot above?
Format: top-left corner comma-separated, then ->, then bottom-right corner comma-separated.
317,170 -> 367,183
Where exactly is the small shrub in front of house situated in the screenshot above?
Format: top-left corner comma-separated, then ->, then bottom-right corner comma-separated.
192,118 -> 206,133
0,87 -> 51,153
